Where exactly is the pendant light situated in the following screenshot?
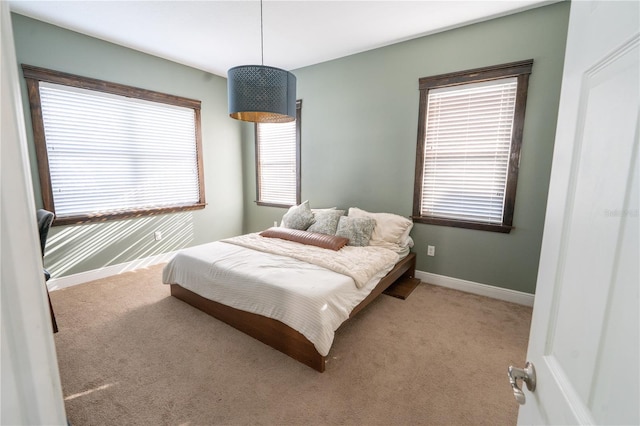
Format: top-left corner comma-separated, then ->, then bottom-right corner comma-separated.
227,0 -> 296,123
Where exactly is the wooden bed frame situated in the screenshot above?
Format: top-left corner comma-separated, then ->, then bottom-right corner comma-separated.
170,252 -> 417,372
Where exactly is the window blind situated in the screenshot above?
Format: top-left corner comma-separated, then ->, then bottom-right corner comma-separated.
39,82 -> 200,218
421,77 -> 518,224
256,120 -> 297,205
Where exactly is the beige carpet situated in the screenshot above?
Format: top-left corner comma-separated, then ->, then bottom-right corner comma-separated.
51,264 -> 532,425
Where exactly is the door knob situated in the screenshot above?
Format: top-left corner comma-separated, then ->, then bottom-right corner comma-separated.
508,361 -> 536,404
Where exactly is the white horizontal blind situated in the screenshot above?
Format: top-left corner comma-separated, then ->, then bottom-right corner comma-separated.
257,120 -> 297,205
38,82 -> 200,218
421,77 -> 518,224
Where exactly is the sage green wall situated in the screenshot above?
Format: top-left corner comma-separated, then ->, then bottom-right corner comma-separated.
12,13 -> 244,278
243,2 -> 570,294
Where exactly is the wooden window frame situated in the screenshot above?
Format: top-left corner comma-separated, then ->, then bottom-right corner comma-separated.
254,99 -> 302,208
412,60 -> 533,233
22,64 -> 206,226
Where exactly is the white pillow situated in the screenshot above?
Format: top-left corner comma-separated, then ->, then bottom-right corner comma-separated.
399,222 -> 414,246
347,207 -> 413,246
401,236 -> 414,249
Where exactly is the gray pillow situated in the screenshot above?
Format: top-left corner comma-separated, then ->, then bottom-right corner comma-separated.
307,209 -> 345,235
281,200 -> 315,230
335,216 -> 376,246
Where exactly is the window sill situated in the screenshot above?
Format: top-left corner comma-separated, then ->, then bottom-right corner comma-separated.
255,201 -> 295,209
412,216 -> 513,233
52,203 -> 206,226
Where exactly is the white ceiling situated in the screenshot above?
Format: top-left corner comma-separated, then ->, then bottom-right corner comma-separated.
9,0 -> 557,77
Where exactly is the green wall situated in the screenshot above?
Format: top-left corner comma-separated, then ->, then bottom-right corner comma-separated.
12,13 -> 244,278
243,2 -> 571,294
13,3 -> 570,293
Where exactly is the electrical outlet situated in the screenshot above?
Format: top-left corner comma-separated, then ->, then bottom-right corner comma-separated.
154,231 -> 162,241
427,245 -> 435,256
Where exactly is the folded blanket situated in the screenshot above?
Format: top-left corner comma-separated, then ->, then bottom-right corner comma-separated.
222,233 -> 399,288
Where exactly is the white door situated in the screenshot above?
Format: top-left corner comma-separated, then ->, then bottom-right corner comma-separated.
1,2 -> 67,423
514,1 -> 639,424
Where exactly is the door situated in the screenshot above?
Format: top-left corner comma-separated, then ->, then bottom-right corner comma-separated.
1,2 -> 67,423
513,1 -> 639,424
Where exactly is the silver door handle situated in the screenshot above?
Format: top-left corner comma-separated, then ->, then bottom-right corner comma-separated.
508,361 -> 536,404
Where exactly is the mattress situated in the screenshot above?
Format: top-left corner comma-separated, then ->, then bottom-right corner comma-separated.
162,236 -> 399,355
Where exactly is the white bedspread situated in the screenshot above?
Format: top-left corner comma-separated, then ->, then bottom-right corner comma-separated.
162,236 -> 399,356
223,233 -> 399,288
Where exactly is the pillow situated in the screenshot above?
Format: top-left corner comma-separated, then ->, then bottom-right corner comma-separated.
399,222 -> 414,246
335,216 -> 376,247
307,209 -> 345,235
401,235 -> 415,249
281,200 -> 315,230
260,227 -> 349,251
347,207 -> 413,246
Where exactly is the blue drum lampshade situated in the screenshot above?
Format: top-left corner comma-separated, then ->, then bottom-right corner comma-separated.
227,65 -> 296,123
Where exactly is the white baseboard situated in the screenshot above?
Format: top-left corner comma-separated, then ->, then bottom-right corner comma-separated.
415,270 -> 534,307
47,251 -> 177,291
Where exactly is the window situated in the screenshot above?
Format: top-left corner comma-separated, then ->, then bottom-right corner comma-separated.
22,65 -> 205,226
255,100 -> 302,207
413,60 -> 533,233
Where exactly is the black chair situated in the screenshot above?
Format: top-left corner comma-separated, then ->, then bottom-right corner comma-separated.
37,209 -> 58,333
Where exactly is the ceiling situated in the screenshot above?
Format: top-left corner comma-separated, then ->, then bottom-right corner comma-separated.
9,0 -> 557,77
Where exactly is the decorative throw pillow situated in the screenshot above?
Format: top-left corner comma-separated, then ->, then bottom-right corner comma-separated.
307,209 -> 345,235
260,227 -> 349,251
281,200 -> 315,230
335,216 -> 376,247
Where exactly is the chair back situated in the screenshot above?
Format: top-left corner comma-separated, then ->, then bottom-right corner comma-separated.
36,209 -> 58,332
36,209 -> 54,257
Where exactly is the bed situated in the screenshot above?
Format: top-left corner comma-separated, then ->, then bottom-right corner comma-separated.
162,205 -> 417,372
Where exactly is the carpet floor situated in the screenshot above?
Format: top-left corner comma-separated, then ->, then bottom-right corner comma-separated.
51,264 -> 532,425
